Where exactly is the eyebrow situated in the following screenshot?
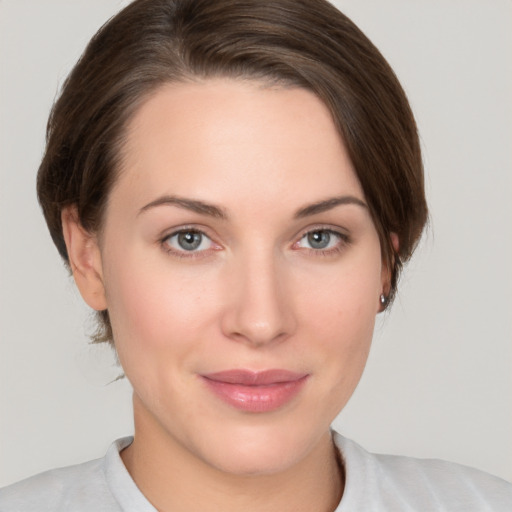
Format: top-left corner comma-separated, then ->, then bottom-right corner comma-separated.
138,194 -> 366,220
294,195 -> 367,218
138,195 -> 228,219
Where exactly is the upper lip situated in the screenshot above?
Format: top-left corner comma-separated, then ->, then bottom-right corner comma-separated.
202,369 -> 308,386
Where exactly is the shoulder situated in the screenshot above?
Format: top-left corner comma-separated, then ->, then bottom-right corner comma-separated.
0,438 -> 134,512
0,458 -> 111,512
334,432 -> 512,511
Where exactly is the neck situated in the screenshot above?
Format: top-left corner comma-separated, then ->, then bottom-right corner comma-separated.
121,397 -> 344,512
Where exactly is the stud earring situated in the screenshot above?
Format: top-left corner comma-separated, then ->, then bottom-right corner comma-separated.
380,294 -> 387,306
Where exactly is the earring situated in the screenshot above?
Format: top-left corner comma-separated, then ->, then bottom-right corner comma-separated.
379,294 -> 387,306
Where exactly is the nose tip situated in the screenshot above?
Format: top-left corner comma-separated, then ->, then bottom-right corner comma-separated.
229,318 -> 288,347
221,260 -> 296,347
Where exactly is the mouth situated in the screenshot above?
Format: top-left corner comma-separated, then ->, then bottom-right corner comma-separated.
201,369 -> 309,413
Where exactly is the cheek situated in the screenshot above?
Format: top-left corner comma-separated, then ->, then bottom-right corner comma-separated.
297,251 -> 382,340
103,253 -> 221,360
294,251 -> 381,400
302,284 -> 376,374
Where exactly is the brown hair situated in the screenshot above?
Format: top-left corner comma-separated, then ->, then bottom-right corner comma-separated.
37,0 -> 428,344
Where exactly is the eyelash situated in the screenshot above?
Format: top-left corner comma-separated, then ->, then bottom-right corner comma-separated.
160,226 -> 350,259
160,227 -> 217,259
293,227 -> 351,257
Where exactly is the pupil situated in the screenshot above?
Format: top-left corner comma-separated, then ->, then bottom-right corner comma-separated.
178,231 -> 201,250
308,230 -> 330,249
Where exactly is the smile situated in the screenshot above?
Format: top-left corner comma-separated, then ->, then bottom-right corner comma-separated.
201,369 -> 309,413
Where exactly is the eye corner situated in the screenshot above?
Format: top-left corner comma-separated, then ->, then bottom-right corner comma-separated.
292,227 -> 351,256
160,227 -> 222,259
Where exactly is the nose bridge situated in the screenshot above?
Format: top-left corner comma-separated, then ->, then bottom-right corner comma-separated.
222,244 -> 295,346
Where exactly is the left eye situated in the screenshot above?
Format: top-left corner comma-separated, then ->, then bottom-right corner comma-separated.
164,230 -> 213,252
297,229 -> 343,250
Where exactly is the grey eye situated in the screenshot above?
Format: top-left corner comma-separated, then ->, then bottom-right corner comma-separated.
177,231 -> 203,251
163,229 -> 215,256
307,230 -> 332,249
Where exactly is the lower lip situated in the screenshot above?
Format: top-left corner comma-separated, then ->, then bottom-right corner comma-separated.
202,376 -> 308,413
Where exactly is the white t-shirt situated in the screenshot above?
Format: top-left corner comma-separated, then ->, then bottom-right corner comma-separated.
1,432 -> 511,511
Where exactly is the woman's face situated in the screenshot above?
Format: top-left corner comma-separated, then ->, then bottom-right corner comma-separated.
86,79 -> 387,474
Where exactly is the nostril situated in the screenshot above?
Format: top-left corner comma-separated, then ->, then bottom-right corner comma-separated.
229,323 -> 289,347
221,296 -> 296,346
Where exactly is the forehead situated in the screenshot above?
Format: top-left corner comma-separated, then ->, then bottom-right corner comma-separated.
113,78 -> 364,213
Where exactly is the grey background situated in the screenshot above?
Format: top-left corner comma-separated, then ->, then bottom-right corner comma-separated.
1,0 -> 511,485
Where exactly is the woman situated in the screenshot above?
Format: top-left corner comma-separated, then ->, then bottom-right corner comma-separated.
1,0 -> 511,510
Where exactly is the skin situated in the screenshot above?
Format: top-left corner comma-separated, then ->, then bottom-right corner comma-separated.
62,79 -> 392,512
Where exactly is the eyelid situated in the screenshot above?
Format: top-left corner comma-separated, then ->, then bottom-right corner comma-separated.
160,223 -> 216,242
292,225 -> 351,254
158,223 -> 351,259
160,225 -> 222,258
293,224 -> 350,242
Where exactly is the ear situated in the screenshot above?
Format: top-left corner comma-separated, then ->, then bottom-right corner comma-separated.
61,206 -> 107,311
380,232 -> 399,304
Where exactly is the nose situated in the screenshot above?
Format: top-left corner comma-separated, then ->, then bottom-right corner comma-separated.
221,249 -> 297,347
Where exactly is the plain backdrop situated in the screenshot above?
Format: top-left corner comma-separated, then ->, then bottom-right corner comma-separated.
1,0 -> 511,486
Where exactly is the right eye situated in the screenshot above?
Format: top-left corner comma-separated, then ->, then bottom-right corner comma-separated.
163,229 -> 215,254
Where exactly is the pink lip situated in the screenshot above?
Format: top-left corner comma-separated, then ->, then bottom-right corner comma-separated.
201,369 -> 309,413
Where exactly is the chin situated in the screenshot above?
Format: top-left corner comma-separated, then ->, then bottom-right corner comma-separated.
204,444 -> 303,477
189,420 -> 327,476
